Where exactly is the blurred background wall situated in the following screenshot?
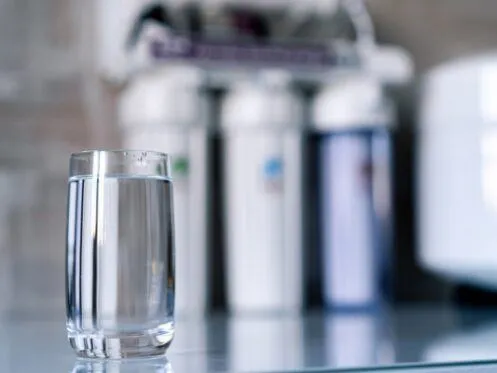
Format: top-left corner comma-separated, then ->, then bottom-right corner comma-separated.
2,0 -> 497,318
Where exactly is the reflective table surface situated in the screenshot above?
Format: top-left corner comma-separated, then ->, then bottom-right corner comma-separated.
4,306 -> 497,373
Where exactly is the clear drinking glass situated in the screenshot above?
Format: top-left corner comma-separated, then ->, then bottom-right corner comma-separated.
66,150 -> 175,358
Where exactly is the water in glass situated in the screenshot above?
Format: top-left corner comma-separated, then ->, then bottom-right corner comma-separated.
66,174 -> 175,358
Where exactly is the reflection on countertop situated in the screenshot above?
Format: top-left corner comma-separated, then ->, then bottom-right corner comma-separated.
72,358 -> 172,373
424,311 -> 497,363
1,307 -> 497,373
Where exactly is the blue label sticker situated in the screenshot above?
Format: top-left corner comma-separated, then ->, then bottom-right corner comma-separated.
262,157 -> 284,192
263,157 -> 283,179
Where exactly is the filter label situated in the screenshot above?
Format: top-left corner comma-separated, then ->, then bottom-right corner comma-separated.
171,155 -> 189,192
262,157 -> 284,192
172,156 -> 189,179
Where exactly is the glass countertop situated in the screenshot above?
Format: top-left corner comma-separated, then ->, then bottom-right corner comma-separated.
5,306 -> 497,373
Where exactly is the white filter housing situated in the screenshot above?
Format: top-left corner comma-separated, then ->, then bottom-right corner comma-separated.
119,66 -> 210,318
222,71 -> 304,314
312,74 -> 393,309
313,75 -> 392,130
418,54 -> 497,289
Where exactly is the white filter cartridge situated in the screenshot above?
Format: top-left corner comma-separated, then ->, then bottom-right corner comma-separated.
221,70 -> 304,314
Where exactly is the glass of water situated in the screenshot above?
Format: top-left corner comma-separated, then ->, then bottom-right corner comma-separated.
66,150 -> 175,359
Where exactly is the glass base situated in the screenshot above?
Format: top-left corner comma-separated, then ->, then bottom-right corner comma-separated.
68,327 -> 174,359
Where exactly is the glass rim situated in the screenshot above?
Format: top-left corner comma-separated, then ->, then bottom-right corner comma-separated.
70,149 -> 170,160
69,149 -> 171,179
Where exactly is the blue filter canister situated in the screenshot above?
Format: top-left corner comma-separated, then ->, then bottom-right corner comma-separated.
312,74 -> 394,311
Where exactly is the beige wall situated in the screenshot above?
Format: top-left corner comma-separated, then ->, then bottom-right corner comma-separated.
368,0 -> 497,72
0,0 -> 121,318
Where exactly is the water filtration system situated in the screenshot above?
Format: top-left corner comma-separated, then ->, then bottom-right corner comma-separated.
221,70 -> 305,314
312,74 -> 394,310
118,66 -> 211,318
101,0 -> 412,313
